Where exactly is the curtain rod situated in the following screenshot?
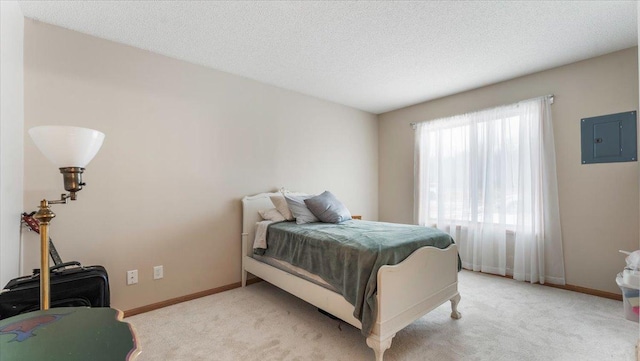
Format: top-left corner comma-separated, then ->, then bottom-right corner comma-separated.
410,94 -> 554,129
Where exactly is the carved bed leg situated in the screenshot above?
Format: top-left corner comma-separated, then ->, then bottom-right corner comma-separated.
450,293 -> 462,319
366,334 -> 395,361
241,269 -> 247,287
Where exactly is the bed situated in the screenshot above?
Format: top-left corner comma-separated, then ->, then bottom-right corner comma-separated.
241,191 -> 461,361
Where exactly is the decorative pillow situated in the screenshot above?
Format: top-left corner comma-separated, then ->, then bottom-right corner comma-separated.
258,208 -> 285,222
304,191 -> 352,223
284,194 -> 319,224
270,195 -> 294,221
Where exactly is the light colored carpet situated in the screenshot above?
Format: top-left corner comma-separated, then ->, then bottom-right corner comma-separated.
127,270 -> 638,360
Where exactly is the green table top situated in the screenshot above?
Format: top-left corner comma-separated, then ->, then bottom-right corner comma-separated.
0,307 -> 139,361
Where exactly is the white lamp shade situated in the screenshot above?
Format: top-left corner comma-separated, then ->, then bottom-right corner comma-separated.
29,126 -> 105,168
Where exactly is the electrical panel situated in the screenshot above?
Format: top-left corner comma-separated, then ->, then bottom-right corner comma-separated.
581,111 -> 637,164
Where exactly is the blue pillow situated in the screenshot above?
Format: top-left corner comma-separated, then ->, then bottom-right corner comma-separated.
304,191 -> 352,223
284,194 -> 319,224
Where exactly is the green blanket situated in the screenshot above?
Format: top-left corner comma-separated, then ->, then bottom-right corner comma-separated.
260,220 -> 458,336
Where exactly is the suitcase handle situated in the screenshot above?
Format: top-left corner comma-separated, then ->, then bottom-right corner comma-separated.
50,261 -> 82,272
33,261 -> 82,275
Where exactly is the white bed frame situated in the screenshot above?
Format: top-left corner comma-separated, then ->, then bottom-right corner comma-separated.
241,191 -> 461,361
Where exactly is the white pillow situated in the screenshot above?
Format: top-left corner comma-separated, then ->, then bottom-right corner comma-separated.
284,194 -> 319,224
258,208 -> 285,222
270,195 -> 294,221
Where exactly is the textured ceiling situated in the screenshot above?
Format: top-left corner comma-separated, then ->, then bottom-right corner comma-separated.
18,1 -> 638,114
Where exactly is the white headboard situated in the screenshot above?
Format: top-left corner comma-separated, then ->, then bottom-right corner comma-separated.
241,190 -> 305,257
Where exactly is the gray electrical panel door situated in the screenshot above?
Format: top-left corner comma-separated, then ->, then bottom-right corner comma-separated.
581,111 -> 637,164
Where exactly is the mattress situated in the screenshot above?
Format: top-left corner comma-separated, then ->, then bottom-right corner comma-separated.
252,253 -> 338,293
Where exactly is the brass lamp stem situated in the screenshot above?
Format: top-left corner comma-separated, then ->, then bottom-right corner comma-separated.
34,199 -> 56,310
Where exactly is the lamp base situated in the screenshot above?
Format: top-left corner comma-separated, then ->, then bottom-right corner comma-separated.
34,200 -> 55,310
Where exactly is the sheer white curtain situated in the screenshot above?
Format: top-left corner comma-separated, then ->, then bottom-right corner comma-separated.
414,96 -> 565,284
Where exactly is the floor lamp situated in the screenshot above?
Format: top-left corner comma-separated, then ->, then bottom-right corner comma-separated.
28,126 -> 105,310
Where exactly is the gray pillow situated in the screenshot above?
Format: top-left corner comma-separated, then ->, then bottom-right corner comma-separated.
304,191 -> 352,223
284,194 -> 319,224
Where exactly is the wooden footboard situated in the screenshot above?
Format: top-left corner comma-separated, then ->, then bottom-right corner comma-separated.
374,244 -> 459,339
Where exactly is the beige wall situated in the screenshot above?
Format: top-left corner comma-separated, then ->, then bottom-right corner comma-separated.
23,21 -> 378,311
0,1 -> 24,287
379,47 -> 639,295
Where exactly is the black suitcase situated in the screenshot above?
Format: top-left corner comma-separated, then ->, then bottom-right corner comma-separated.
0,261 -> 110,320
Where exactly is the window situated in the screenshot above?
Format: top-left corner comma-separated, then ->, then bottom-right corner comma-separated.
421,111 -> 521,228
414,96 -> 565,285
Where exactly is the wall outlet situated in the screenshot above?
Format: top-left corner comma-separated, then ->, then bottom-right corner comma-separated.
153,265 -> 163,280
127,270 -> 138,285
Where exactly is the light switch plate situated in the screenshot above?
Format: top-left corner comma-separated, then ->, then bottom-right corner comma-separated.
153,265 -> 163,280
127,270 -> 138,285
